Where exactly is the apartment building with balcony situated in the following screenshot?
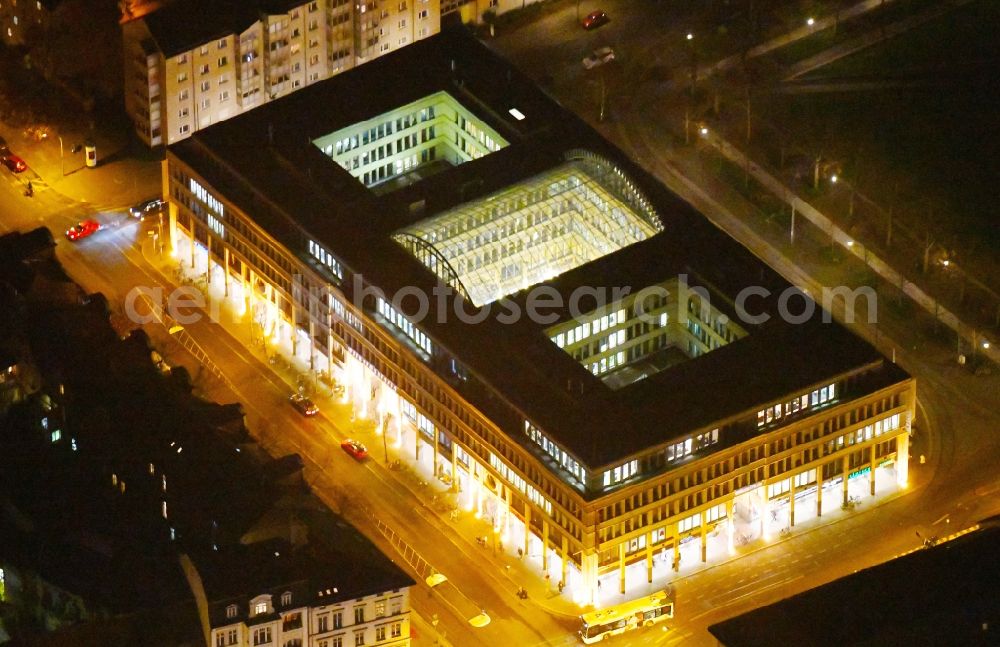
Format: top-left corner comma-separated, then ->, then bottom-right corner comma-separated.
122,0 -> 443,147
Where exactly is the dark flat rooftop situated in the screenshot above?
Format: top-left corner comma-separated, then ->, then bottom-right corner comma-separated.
143,0 -> 260,58
709,521 -> 1000,646
170,30 -> 909,475
198,513 -> 414,627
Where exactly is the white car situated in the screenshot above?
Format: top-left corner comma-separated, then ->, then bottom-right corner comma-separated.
583,46 -> 615,70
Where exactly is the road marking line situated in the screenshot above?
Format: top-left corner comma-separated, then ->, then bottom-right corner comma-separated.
690,574 -> 804,622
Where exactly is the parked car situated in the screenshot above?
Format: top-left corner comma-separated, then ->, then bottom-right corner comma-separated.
65,219 -> 101,242
581,9 -> 609,30
583,46 -> 615,69
289,393 -> 319,416
2,154 -> 27,173
0,136 -> 8,157
340,439 -> 368,460
130,196 -> 165,219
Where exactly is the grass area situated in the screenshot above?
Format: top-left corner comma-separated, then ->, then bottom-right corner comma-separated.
756,0 -> 1000,275
767,0 -> 940,66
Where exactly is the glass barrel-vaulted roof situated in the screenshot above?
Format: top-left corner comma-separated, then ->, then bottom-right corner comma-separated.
393,150 -> 664,306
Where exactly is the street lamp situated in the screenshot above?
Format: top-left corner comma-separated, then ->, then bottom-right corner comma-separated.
686,32 -> 697,98
58,135 -> 65,176
807,17 -> 815,26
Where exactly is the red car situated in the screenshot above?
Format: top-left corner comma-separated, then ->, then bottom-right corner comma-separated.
582,9 -> 609,30
340,439 -> 368,460
66,219 -> 101,241
2,154 -> 27,173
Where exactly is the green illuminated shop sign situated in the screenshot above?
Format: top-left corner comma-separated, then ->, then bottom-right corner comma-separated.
848,466 -> 871,480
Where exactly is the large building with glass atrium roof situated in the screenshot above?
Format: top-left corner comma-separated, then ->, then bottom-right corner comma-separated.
163,30 -> 915,604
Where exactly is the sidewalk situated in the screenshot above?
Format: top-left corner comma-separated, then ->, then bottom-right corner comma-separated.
0,113 -> 161,211
135,236 -> 592,620
410,610 -> 455,647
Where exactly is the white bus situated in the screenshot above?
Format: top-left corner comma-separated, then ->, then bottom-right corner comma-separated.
579,588 -> 674,643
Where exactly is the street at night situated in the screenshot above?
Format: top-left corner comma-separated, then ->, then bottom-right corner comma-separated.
1,1 -> 998,646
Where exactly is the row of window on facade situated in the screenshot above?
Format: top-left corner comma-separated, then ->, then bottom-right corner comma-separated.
223,593 -> 401,625
460,117 -> 502,153
676,502 -> 727,534
358,152 -> 426,185
339,128 -> 434,173
401,399 -> 430,437
315,623 -> 402,647
666,428 -> 720,463
590,350 -> 626,376
602,459 -> 639,487
326,622 -> 403,646
189,178 -> 225,217
827,412 -> 902,454
600,427 -> 721,491
331,105 -> 438,157
376,297 -> 433,355
489,451 -> 553,515
307,239 -> 344,279
524,420 -> 586,484
603,502 -> 727,549
551,308 -> 629,349
401,400 -> 559,517
758,383 -> 836,428
175,38 -> 230,67
328,294 -> 364,332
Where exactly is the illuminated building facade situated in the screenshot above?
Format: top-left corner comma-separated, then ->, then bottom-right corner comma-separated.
163,32 -> 914,603
0,0 -> 54,47
202,542 -> 412,647
123,0 -> 444,147
123,0 -> 557,148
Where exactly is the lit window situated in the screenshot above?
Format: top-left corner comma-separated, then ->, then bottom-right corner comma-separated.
508,107 -> 525,120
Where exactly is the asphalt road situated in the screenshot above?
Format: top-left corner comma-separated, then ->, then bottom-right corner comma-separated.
489,1 -> 1000,644
2,3 -> 999,644
0,166 -> 579,645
